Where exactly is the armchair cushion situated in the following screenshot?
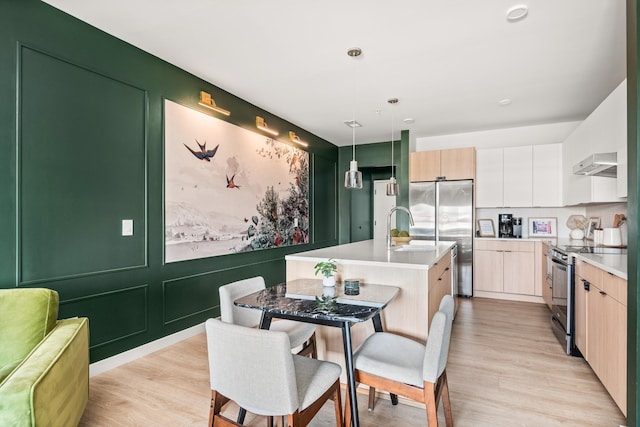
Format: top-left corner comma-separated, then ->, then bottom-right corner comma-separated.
0,289 -> 59,382
0,289 -> 89,427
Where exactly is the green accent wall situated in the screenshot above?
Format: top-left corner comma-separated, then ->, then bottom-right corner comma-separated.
338,130 -> 410,244
0,0 -> 339,362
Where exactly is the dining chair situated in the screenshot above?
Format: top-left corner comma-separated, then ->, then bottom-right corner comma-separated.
205,318 -> 343,427
345,294 -> 455,427
219,276 -> 317,358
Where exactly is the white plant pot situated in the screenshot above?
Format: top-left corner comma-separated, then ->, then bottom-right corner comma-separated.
323,286 -> 336,297
322,275 -> 336,287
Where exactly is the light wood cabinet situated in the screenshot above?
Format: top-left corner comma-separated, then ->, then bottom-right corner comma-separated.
410,147 -> 475,182
428,252 -> 452,326
540,242 -> 552,307
574,272 -> 587,354
575,259 -> 627,415
474,240 -> 535,297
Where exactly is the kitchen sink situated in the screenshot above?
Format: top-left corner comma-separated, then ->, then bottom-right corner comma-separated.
393,245 -> 436,252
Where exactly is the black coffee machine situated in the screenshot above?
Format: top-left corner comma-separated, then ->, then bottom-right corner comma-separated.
498,214 -> 513,238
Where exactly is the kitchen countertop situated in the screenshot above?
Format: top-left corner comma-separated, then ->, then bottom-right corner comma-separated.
285,239 -> 456,270
572,252 -> 627,280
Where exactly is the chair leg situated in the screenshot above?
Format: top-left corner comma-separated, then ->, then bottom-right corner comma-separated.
267,416 -> 274,427
368,387 -> 376,411
333,384 -> 344,427
344,387 -> 352,427
237,408 -> 247,424
297,332 -> 318,359
424,382 -> 438,427
440,371 -> 453,427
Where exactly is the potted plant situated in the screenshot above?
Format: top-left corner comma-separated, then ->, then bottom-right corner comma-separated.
314,258 -> 338,287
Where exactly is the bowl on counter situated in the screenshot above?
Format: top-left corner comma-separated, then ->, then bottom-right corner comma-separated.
392,236 -> 412,244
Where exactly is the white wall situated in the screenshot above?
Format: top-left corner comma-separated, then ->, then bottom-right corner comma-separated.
413,121 -> 581,152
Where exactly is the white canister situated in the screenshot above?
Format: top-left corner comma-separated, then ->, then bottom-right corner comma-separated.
602,228 -> 622,247
593,229 -> 603,245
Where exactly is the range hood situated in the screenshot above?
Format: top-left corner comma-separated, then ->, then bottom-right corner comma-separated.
572,153 -> 617,178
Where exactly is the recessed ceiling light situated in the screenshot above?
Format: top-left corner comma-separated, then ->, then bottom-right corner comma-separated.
498,98 -> 512,106
344,120 -> 362,128
506,5 -> 528,22
403,118 -> 415,124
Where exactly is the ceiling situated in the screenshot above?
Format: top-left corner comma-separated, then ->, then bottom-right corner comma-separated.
41,1 -> 626,147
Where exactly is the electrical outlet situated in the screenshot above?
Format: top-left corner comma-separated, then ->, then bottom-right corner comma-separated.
122,219 -> 134,236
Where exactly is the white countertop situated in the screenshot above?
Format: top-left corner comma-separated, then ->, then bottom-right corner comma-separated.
572,253 -> 627,280
285,239 -> 456,270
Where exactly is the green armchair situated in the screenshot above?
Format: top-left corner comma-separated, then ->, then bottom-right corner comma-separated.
0,288 -> 89,427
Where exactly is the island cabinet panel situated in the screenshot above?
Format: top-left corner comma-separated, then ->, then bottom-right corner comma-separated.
575,259 -> 627,415
410,147 -> 475,182
474,239 -> 539,302
428,252 -> 451,326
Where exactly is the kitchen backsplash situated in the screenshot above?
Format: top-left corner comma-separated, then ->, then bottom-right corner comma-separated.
476,203 -> 627,241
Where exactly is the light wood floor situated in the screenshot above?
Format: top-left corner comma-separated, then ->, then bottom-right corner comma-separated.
78,298 -> 626,426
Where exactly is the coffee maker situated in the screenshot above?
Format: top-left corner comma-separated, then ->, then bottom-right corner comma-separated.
498,214 -> 513,238
512,217 -> 523,238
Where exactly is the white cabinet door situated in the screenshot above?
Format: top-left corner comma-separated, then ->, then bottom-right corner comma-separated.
562,79 -> 627,205
503,146 -> 532,207
475,148 -> 503,208
532,144 -> 561,206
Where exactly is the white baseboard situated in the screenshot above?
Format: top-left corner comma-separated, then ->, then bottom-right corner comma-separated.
89,322 -> 205,377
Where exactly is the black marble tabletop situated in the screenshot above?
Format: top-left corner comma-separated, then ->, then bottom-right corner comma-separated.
234,280 -> 399,324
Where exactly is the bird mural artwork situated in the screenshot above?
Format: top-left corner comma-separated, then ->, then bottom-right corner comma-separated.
226,174 -> 241,189
183,139 -> 219,162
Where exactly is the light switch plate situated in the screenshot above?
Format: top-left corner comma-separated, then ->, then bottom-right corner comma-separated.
122,219 -> 134,236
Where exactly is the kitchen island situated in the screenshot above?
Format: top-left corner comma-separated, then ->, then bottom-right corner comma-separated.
285,239 -> 455,377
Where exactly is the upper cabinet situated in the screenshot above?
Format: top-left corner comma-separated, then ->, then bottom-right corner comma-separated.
476,144 -> 562,208
562,79 -> 627,205
410,147 -> 475,182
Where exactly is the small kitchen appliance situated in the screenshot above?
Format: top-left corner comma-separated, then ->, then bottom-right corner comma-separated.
498,213 -> 513,238
512,217 -> 523,238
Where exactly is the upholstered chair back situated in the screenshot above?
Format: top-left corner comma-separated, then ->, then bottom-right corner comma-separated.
422,294 -> 454,384
219,276 -> 265,327
205,318 -> 299,416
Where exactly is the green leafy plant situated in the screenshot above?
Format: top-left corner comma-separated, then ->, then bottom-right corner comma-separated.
314,294 -> 338,314
314,259 -> 337,278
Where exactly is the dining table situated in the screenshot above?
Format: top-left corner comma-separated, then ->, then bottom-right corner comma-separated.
234,278 -> 399,427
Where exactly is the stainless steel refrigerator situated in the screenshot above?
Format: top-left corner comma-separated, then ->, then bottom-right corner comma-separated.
409,180 -> 474,297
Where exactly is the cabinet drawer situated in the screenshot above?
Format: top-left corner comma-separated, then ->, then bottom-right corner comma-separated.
475,240 -> 534,252
431,252 -> 451,278
575,260 -> 603,286
603,272 -> 627,306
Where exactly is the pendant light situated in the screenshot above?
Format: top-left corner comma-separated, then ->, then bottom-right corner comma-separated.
344,47 -> 363,189
386,98 -> 399,196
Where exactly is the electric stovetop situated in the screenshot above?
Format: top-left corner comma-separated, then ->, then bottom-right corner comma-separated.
554,239 -> 627,255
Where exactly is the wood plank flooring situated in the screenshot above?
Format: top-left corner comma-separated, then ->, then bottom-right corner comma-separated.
78,298 -> 626,426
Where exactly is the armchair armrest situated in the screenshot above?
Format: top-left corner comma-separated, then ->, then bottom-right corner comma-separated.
0,318 -> 89,427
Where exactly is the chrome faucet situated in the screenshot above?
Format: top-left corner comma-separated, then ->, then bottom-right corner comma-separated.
387,206 -> 415,249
